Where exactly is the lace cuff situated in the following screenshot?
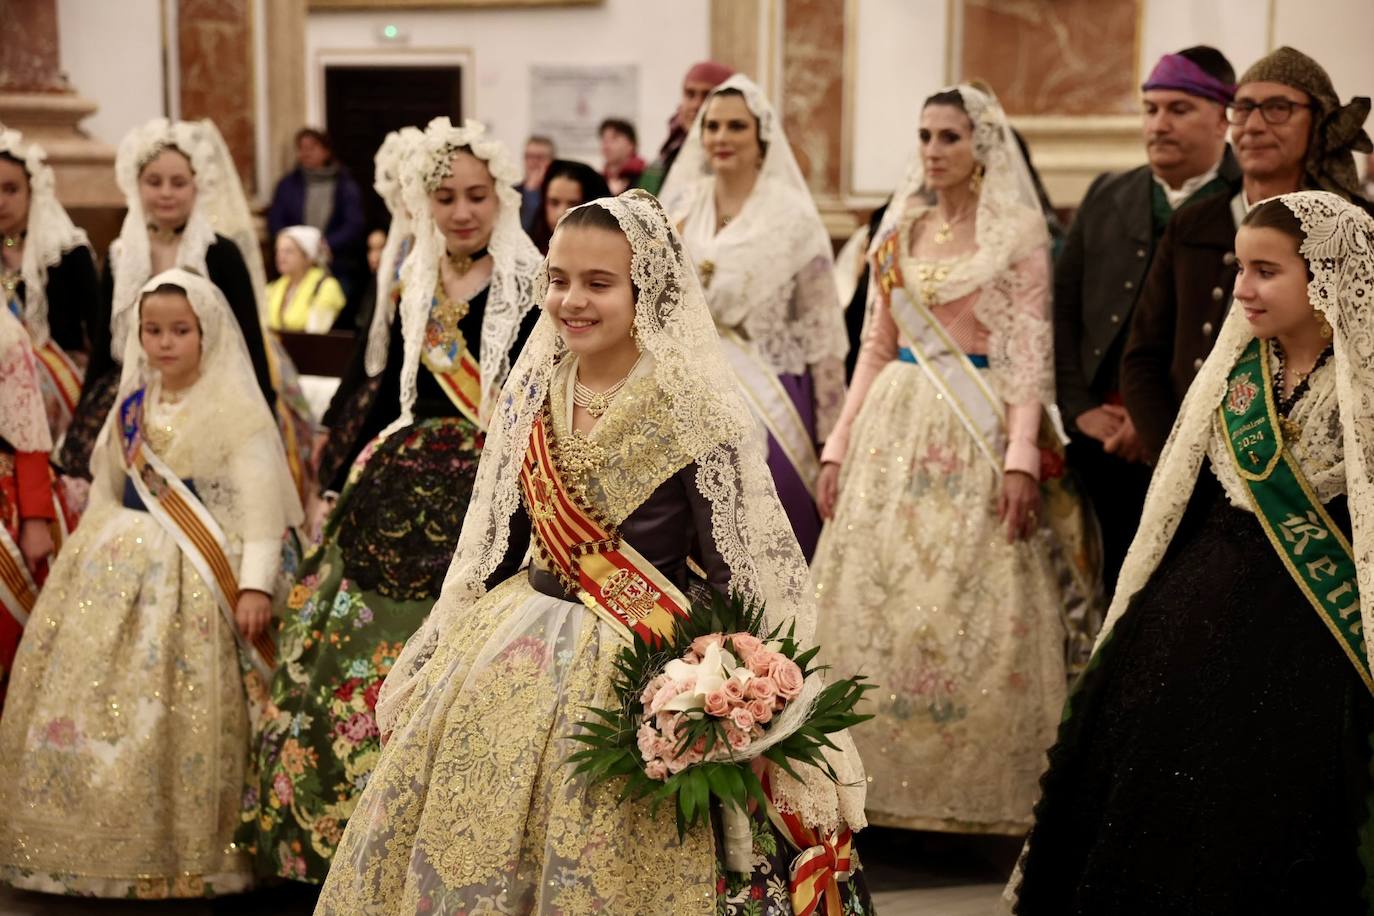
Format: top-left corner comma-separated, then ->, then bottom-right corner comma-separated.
1004,400 -> 1042,479
238,538 -> 282,594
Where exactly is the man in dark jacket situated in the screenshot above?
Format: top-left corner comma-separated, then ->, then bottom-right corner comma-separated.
1123,46 -> 1374,461
267,128 -> 366,306
1056,46 -> 1238,589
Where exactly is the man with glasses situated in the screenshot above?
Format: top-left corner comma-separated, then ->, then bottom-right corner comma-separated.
1055,46 -> 1237,590
1122,46 -> 1373,461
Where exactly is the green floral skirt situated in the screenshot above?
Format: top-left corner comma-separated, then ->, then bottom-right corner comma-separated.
238,416 -> 482,883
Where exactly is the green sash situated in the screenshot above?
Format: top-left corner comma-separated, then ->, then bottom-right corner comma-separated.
1220,337 -> 1370,693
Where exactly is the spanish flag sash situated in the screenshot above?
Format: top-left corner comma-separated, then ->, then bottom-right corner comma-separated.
518,412 -> 691,645
762,772 -> 855,916
872,230 -> 1007,473
1220,337 -> 1370,693
117,388 -> 277,681
422,287 -> 484,429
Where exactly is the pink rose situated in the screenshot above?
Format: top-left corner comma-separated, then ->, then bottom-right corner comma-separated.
637,723 -> 659,760
343,711 -> 379,743
640,675 -> 667,707
655,710 -> 680,735
746,676 -> 778,704
729,633 -> 763,661
691,634 -> 725,657
273,772 -> 294,806
769,656 -> 805,700
722,680 -> 745,703
704,690 -> 731,718
747,697 -> 774,725
666,753 -> 692,775
729,707 -> 756,731
644,759 -> 669,780
747,650 -> 776,677
649,681 -> 682,714
724,724 -> 752,751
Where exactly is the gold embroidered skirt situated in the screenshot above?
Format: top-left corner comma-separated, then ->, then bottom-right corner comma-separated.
316,574 -> 717,915
0,503 -> 252,897
811,361 -> 1067,833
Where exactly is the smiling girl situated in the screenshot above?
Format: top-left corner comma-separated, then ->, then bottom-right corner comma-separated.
316,190 -> 875,915
1013,192 -> 1374,913
0,269 -> 301,898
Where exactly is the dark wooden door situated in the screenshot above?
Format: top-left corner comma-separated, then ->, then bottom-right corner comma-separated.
324,65 -> 463,232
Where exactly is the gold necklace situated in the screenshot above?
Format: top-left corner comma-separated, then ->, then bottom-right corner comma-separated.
429,281 -> 471,349
2,232 -> 21,249
147,224 -> 180,245
1,267 -> 19,295
573,354 -> 643,419
447,245 -> 489,277
932,205 -> 975,245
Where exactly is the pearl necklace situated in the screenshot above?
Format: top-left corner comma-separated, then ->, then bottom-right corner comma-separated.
573,354 -> 643,419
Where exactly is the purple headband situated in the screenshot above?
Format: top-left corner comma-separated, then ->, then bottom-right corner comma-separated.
1141,53 -> 1236,106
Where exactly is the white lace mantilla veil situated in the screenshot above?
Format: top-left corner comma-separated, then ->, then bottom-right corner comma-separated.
658,74 -> 847,376
0,307 -> 52,454
378,189 -> 867,832
385,117 -> 542,431
363,125 -> 424,378
869,83 -> 1054,409
108,118 -> 267,361
1093,191 -> 1374,658
0,125 -> 91,348
90,267 -> 302,543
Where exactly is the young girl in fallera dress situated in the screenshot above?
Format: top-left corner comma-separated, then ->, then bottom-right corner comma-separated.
0,269 -> 301,898
1012,193 -> 1374,914
315,190 -> 875,915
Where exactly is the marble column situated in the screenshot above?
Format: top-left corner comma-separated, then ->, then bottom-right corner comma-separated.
960,0 -> 1147,206
178,0 -> 258,195
0,0 -> 122,253
264,0 -> 308,187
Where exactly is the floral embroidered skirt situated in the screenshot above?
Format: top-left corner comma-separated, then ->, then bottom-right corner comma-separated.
0,502 -> 252,898
811,360 -> 1068,833
315,573 -> 876,915
240,416 -> 482,883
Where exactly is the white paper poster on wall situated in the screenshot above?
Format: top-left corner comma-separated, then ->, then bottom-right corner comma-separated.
530,64 -> 639,163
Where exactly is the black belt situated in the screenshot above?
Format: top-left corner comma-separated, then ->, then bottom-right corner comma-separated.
527,566 -> 578,602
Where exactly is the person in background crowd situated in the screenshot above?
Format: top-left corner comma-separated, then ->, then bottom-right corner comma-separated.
267,128 -> 367,306
599,117 -> 645,194
1056,46 -> 1238,591
637,60 -> 735,196
1123,45 -> 1374,461
346,226 -> 388,333
518,134 -> 556,234
265,225 -> 347,333
529,158 -> 610,254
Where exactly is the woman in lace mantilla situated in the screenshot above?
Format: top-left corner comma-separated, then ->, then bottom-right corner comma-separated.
810,84 -> 1097,835
1011,193 -> 1374,915
240,119 -> 543,885
0,269 -> 301,898
661,74 -> 849,561
59,118 -> 276,486
315,190 -> 874,915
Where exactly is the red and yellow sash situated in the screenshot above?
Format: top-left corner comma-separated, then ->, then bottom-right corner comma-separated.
763,772 -> 855,916
0,455 -> 71,629
118,389 -> 277,678
423,345 -> 483,429
518,412 -> 690,645
32,340 -> 82,421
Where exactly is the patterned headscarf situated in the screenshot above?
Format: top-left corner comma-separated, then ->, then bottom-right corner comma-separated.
1239,46 -> 1373,199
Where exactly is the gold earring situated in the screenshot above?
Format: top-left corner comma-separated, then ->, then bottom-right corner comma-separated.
1317,312 -> 1333,340
969,163 -> 985,195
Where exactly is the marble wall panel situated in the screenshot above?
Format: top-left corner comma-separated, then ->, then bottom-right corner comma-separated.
781,0 -> 845,198
178,0 -> 257,194
962,0 -> 1140,116
1,0 -> 66,92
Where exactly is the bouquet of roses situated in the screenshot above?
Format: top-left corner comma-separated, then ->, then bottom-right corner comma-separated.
566,591 -> 870,839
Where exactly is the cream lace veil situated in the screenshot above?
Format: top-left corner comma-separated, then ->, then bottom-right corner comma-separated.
109,118 -> 266,361
379,189 -> 866,830
1099,191 -> 1374,660
92,267 -> 302,540
658,74 -> 844,367
0,125 -> 91,348
386,118 -> 542,430
871,83 -> 1053,407
363,125 -> 424,378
